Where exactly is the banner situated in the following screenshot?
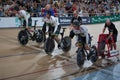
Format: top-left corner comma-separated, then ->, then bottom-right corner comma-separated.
0,17 -> 17,28
0,15 -> 120,28
91,14 -> 120,24
58,17 -> 91,26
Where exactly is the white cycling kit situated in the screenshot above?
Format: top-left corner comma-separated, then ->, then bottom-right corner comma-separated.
18,10 -> 30,27
73,25 -> 89,44
43,16 -> 59,33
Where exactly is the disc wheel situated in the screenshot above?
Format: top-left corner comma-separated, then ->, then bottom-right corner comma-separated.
44,37 -> 55,55
77,49 -> 85,67
36,29 -> 44,43
18,30 -> 28,45
61,36 -> 71,52
90,45 -> 98,63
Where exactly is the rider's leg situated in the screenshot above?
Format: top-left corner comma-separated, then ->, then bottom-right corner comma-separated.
112,43 -> 116,50
42,22 -> 46,42
112,34 -> 117,50
54,25 -> 61,48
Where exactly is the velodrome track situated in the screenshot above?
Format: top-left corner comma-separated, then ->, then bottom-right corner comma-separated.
0,21 -> 120,80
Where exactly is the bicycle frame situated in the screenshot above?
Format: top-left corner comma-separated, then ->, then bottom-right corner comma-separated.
97,34 -> 119,58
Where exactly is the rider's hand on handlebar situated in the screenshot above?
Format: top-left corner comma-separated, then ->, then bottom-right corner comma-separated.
85,44 -> 90,50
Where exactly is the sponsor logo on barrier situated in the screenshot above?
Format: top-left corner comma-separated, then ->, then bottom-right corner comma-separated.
110,50 -> 119,56
58,17 -> 91,26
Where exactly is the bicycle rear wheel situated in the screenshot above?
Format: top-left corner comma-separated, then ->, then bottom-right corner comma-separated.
18,30 -> 28,45
77,49 -> 85,67
36,29 -> 44,43
90,45 -> 98,63
44,37 -> 55,55
61,36 -> 71,52
97,41 -> 106,58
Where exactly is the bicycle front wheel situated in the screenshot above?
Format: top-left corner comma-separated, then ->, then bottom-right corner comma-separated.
44,37 -> 55,55
90,45 -> 98,63
61,36 -> 71,52
77,49 -> 85,67
36,29 -> 44,43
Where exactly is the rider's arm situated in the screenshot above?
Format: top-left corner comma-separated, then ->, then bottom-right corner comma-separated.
19,10 -> 30,28
85,32 -> 89,44
70,17 -> 74,25
78,16 -> 82,24
102,23 -> 107,33
46,25 -> 49,33
107,32 -> 113,40
82,26 -> 89,44
51,16 -> 58,33
25,17 -> 28,28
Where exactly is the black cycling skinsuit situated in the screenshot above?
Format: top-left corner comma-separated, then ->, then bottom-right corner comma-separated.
71,16 -> 82,25
104,22 -> 118,42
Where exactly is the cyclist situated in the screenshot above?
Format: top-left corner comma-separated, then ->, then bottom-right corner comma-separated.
102,19 -> 118,50
43,11 -> 61,48
69,11 -> 90,50
42,4 -> 54,41
13,6 -> 32,31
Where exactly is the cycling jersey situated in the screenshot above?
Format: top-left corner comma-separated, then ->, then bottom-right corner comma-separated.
18,10 -> 31,27
70,25 -> 89,44
43,16 -> 58,33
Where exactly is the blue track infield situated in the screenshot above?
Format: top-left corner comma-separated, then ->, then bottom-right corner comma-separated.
73,63 -> 120,80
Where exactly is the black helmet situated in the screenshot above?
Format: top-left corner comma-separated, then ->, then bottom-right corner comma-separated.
72,20 -> 80,27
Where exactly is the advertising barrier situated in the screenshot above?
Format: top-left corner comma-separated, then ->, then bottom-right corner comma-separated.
0,17 -> 17,28
58,17 -> 91,26
91,14 -> 120,24
0,14 -> 120,28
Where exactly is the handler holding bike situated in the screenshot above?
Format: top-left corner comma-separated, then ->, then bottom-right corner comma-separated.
102,19 -> 118,50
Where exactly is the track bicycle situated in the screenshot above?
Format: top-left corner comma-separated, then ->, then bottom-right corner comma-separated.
44,27 -> 71,55
76,34 -> 98,67
18,20 -> 44,45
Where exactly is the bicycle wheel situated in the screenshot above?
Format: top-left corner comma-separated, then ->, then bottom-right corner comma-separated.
36,29 -> 44,43
77,49 -> 85,67
44,37 -> 55,55
61,36 -> 71,52
18,30 -> 28,45
90,45 -> 98,63
97,41 -> 106,58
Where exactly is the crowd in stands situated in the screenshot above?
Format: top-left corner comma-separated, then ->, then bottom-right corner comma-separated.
0,0 -> 120,17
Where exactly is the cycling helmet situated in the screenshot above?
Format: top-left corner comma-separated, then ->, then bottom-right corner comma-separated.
72,20 -> 80,27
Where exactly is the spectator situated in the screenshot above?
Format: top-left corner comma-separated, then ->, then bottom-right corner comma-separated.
52,4 -> 58,17
65,0 -> 73,16
0,7 -> 4,17
59,5 -> 67,17
0,0 -> 119,17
